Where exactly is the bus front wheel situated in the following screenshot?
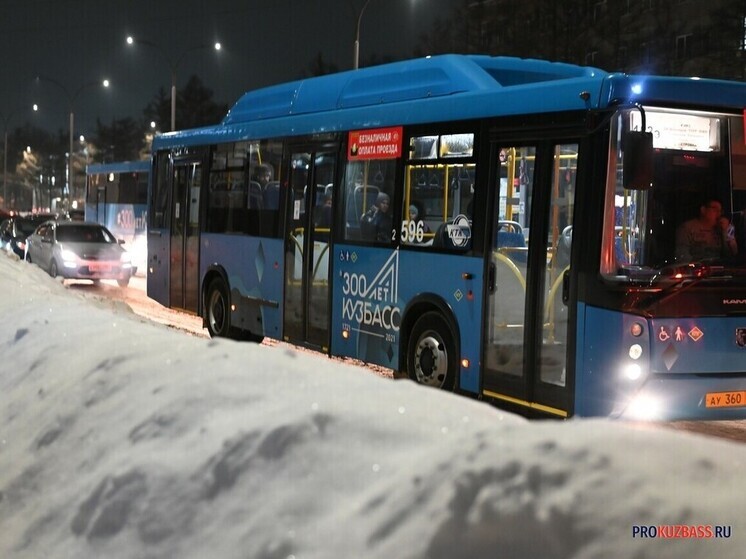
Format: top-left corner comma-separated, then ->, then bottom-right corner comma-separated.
407,312 -> 457,390
206,278 -> 232,338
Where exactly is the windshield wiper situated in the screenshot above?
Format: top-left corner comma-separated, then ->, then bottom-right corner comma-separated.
648,259 -> 746,284
629,261 -> 744,311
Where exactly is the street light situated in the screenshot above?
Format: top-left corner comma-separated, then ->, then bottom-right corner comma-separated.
2,103 -> 39,210
352,0 -> 374,70
126,36 -> 222,132
34,76 -> 110,205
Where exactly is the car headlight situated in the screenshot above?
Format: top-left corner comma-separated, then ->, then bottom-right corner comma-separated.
60,248 -> 78,262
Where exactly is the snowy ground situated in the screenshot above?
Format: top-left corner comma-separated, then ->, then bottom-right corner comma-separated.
1,251 -> 744,559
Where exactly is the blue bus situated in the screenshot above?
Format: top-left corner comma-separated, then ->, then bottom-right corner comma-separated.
147,54 -> 746,420
85,161 -> 149,275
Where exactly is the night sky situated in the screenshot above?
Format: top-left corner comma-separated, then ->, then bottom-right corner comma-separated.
0,0 -> 459,137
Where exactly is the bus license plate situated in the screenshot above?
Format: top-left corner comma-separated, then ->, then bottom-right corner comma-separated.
704,391 -> 746,408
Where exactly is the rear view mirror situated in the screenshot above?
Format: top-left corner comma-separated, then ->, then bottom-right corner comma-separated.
622,130 -> 654,190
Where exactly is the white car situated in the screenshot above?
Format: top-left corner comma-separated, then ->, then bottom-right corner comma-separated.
25,221 -> 132,287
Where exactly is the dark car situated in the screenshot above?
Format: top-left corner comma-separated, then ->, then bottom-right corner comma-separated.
64,209 -> 85,221
25,221 -> 133,287
28,211 -> 59,221
1,216 -> 47,258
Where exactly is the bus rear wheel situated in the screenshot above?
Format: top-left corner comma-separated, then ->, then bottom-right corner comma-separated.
407,312 -> 457,390
206,278 -> 232,338
205,278 -> 263,342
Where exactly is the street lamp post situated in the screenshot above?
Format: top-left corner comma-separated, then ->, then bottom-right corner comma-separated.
2,104 -> 39,210
126,36 -> 222,132
352,0 -> 374,70
34,76 -> 110,206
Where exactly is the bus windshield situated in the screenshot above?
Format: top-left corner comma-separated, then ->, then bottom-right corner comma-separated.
601,107 -> 746,284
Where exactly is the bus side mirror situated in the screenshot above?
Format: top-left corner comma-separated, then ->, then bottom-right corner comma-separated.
623,131 -> 654,190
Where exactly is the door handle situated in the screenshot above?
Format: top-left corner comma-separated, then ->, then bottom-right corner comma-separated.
562,269 -> 571,305
488,262 -> 496,293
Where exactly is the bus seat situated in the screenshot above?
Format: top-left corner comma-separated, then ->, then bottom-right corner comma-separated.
496,230 -> 527,263
211,190 -> 229,208
248,181 -> 263,209
432,223 -> 451,248
432,220 -> 472,250
614,237 -> 626,265
496,230 -> 526,248
263,181 -> 280,210
496,221 -> 527,263
553,226 -> 572,269
315,184 -> 327,205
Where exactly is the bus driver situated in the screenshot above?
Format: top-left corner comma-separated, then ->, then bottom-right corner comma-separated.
675,198 -> 738,261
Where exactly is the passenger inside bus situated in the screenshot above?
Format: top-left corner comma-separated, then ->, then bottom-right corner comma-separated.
407,203 -> 431,242
253,163 -> 274,188
674,197 -> 738,262
315,193 -> 333,229
360,192 -> 392,242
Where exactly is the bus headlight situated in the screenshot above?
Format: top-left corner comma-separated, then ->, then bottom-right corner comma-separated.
624,394 -> 661,420
623,363 -> 643,381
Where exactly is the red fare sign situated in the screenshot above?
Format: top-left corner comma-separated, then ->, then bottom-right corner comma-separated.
348,126 -> 403,160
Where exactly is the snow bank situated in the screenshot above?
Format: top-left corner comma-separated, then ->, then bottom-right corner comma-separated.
1,252 -> 744,558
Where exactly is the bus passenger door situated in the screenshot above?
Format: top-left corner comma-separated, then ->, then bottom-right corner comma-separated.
482,142 -> 576,417
169,159 -> 203,313
95,185 -> 106,224
283,147 -> 337,350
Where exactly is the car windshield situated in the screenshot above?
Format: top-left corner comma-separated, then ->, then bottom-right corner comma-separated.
57,225 -> 114,243
600,107 -> 746,285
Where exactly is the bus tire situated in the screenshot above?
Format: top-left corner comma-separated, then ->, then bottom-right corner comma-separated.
407,312 -> 457,390
206,278 -> 232,338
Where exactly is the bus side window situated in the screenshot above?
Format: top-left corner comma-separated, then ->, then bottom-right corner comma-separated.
248,181 -> 263,209
152,151 -> 170,229
403,161 -> 475,250
342,159 -> 395,243
246,140 -> 283,237
263,181 -> 280,210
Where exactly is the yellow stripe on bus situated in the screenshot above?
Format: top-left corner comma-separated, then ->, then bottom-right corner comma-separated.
482,389 -> 568,418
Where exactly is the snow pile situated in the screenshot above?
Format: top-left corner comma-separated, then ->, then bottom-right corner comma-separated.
1,252 -> 744,558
